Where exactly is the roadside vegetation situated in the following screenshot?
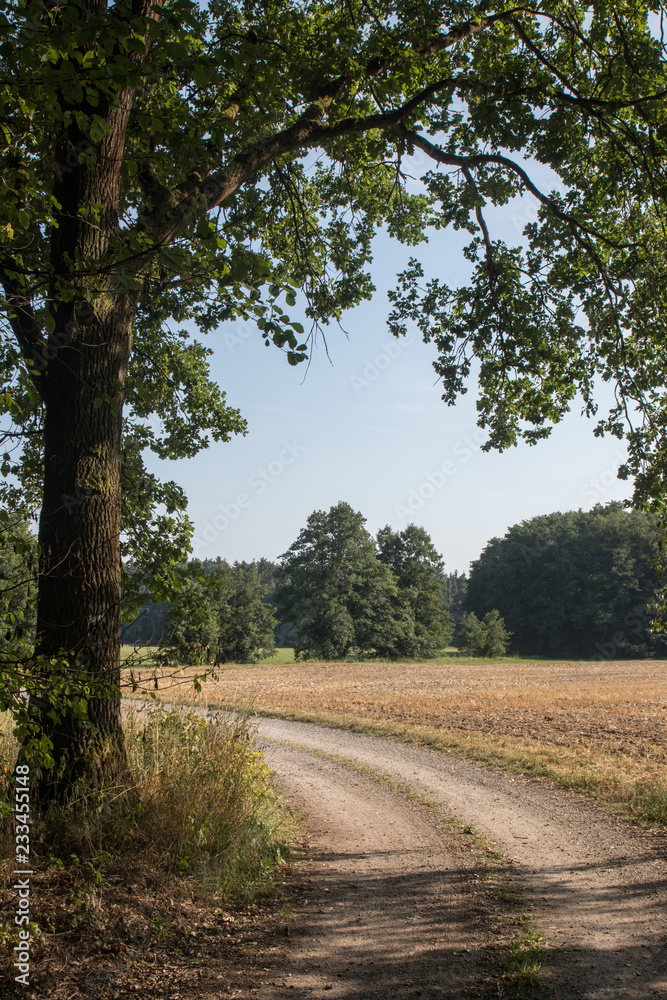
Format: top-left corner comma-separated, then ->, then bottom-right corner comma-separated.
0,706 -> 293,995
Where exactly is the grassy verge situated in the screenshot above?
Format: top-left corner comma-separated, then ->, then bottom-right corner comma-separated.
0,706 -> 294,995
123,705 -> 293,895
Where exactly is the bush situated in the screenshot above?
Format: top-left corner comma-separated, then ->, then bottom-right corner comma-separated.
457,609 -> 512,657
124,707 -> 291,896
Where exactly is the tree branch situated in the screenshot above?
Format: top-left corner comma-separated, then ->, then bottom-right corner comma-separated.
1,278 -> 47,397
392,125 -> 630,267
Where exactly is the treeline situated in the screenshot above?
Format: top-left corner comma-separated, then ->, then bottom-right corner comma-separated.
123,559 -> 284,663
123,502 -> 462,662
465,503 -> 666,659
6,501 -> 664,663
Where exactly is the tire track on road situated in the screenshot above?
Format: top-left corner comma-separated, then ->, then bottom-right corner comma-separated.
258,717 -> 667,999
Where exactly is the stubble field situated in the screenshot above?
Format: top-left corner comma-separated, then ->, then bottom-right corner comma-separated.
124,656 -> 667,824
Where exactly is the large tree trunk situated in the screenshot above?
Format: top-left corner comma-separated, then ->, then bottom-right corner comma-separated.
33,293 -> 134,801
31,77 -> 137,801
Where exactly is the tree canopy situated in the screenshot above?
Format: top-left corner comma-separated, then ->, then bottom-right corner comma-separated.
159,559 -> 276,664
274,503 -> 452,658
3,0 -> 667,792
465,502 -> 665,658
377,524 -> 453,656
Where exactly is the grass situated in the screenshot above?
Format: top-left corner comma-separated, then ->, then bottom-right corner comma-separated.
123,656 -> 667,826
121,644 -> 296,665
0,704 -> 293,900
122,704 -> 293,896
0,705 -> 296,994
501,920 -> 545,994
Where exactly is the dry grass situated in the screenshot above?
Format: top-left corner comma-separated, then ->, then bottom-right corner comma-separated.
0,706 -> 296,997
124,658 -> 667,824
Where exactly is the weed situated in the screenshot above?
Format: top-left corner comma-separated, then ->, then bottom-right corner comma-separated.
122,706 -> 293,899
0,705 -> 294,904
501,918 -> 545,994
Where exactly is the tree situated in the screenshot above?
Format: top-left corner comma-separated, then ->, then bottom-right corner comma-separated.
457,609 -> 511,657
376,524 -> 453,656
212,561 -> 276,663
3,1 -> 667,794
444,571 -> 468,636
160,559 -> 275,664
465,503 -> 665,658
121,598 -> 168,647
235,558 -> 303,648
275,502 -> 408,659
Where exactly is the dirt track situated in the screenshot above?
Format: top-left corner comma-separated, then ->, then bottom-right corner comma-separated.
257,717 -> 667,999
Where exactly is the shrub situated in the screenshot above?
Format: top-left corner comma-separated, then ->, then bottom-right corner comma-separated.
457,609 -> 512,657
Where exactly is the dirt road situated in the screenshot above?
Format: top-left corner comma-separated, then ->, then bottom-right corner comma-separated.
256,717 -> 667,1000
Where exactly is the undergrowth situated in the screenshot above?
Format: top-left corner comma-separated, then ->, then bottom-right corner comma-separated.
0,706 -> 292,900
126,705 -> 292,896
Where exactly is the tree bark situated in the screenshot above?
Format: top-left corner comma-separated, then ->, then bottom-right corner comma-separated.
33,292 -> 134,800
31,78 -> 137,801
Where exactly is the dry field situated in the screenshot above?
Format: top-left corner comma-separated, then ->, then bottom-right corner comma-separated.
123,657 -> 667,824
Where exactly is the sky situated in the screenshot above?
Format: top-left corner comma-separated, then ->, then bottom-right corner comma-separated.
145,180 -> 634,576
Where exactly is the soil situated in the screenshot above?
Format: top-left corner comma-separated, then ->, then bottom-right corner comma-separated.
0,861 -> 297,999
256,716 -> 667,1000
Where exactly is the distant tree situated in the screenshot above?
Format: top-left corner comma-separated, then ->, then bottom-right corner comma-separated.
376,524 -> 453,656
160,560 -> 275,665
161,570 -> 219,666
213,562 -> 276,664
457,612 -> 485,657
235,558 -> 302,649
457,609 -> 511,658
465,503 -> 666,658
0,520 -> 37,644
444,571 -> 468,636
275,502 -> 409,659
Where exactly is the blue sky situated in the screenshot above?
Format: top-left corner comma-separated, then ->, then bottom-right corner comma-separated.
147,185 -> 633,575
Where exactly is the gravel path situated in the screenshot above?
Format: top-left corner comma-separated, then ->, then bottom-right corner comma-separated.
256,717 -> 667,999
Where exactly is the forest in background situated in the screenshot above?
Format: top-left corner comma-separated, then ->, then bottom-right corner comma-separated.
3,501 -> 663,664
116,501 -> 665,661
